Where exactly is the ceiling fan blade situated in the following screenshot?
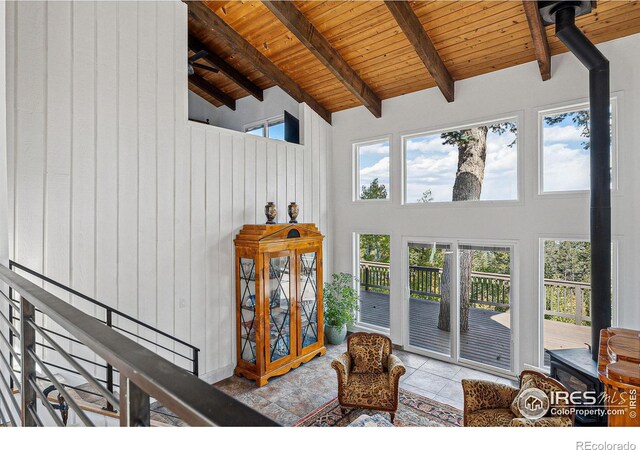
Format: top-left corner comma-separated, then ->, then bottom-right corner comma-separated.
191,62 -> 219,73
188,50 -> 208,63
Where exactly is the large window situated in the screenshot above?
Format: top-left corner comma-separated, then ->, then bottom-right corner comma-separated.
540,102 -> 615,193
354,139 -> 390,201
357,233 -> 390,330
403,118 -> 518,204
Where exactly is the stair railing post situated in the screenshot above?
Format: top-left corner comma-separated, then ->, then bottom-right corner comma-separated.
192,347 -> 199,376
7,301 -> 13,390
119,376 -> 150,427
20,297 -> 37,427
104,309 -> 115,412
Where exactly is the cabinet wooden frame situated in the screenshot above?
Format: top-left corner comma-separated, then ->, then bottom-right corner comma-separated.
234,224 -> 326,386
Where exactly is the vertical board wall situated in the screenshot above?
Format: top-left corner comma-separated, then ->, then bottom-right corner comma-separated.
6,1 -> 331,381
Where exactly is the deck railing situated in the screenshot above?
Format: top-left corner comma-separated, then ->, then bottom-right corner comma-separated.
0,263 -> 277,427
359,262 -> 591,325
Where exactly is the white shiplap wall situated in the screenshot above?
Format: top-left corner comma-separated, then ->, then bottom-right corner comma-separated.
6,1 -> 331,381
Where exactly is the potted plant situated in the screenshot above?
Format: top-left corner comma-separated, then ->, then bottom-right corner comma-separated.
323,272 -> 359,345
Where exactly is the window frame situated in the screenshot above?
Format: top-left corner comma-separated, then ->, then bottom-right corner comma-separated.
537,236 -> 618,369
400,114 -> 522,207
537,97 -> 618,196
352,136 -> 393,203
244,114 -> 286,140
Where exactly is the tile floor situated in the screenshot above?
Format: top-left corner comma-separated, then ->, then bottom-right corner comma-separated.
213,342 -> 517,426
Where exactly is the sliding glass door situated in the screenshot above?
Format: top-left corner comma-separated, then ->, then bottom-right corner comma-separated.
406,242 -> 453,357
405,240 -> 515,373
457,244 -> 513,371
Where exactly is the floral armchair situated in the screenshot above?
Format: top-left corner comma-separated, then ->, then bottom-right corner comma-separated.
331,332 -> 406,423
462,370 -> 574,427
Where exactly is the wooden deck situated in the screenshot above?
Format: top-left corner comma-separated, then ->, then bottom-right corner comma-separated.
360,291 -> 591,371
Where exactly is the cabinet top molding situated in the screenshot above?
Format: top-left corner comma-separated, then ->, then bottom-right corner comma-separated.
235,223 -> 324,245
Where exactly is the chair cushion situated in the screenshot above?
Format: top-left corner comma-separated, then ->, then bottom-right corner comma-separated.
466,408 -> 515,427
342,373 -> 394,409
351,342 -> 384,374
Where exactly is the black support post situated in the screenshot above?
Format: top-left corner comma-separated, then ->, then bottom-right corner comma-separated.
555,5 -> 611,361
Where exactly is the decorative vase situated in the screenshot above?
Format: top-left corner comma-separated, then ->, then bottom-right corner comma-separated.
264,202 -> 277,224
288,202 -> 299,224
325,324 -> 347,345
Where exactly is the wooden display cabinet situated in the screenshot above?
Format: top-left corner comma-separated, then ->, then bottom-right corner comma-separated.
234,223 -> 325,386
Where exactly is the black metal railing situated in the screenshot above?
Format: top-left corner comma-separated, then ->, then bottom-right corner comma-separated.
359,262 -> 591,324
0,263 -> 277,427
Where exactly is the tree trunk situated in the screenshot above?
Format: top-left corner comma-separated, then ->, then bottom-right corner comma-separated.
437,127 -> 488,332
437,255 -> 452,331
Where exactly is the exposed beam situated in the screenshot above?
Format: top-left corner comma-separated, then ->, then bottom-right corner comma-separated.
262,0 -> 381,118
523,0 -> 552,81
384,0 -> 454,102
188,34 -> 264,101
189,73 -> 236,111
185,1 -> 332,124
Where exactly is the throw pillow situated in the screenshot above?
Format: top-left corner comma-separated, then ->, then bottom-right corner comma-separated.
351,343 -> 384,374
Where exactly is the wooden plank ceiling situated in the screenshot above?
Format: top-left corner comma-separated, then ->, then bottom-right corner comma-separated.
187,0 -> 640,120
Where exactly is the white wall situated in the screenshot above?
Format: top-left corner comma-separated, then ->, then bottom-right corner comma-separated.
6,1 -> 331,382
331,33 -> 640,373
214,86 -> 300,133
188,90 -> 217,125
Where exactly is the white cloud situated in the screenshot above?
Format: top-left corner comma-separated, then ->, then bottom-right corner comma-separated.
360,156 -> 390,190
358,142 -> 389,155
543,143 -> 590,191
544,125 -> 585,143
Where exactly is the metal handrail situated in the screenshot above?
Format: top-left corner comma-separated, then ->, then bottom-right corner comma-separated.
0,263 -> 278,427
9,260 -> 198,367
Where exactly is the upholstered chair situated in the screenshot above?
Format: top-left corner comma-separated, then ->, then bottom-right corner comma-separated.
462,370 -> 574,427
331,332 -> 406,423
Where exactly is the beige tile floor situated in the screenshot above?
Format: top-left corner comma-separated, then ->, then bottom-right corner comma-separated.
213,342 -> 517,426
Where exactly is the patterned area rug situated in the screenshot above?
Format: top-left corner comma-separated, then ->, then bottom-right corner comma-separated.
294,389 -> 462,427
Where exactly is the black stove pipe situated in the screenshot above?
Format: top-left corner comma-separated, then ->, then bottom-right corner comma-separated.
554,5 -> 611,361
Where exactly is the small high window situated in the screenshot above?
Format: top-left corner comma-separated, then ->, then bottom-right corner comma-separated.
540,101 -> 615,193
244,117 -> 286,141
354,139 -> 390,201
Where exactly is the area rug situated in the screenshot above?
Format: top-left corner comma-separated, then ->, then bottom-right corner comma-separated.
294,389 -> 462,427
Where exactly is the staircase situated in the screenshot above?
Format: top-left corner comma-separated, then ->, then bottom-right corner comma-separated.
0,261 -> 276,427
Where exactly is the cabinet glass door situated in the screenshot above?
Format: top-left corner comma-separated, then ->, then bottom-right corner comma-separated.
299,252 -> 318,349
268,255 -> 292,364
239,257 -> 257,365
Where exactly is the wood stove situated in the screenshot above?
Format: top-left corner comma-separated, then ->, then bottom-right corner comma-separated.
547,348 -> 606,426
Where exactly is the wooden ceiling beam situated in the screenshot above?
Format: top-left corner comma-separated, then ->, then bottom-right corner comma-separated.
522,0 -> 552,81
384,0 -> 454,102
188,34 -> 264,101
185,1 -> 332,124
262,0 -> 382,118
189,73 -> 236,111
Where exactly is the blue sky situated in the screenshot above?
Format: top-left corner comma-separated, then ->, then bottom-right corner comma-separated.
358,141 -> 390,197
542,112 -> 590,192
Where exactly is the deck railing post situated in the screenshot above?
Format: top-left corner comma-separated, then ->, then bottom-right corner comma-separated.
119,376 -> 150,427
20,298 -> 37,427
193,347 -> 199,376
575,287 -> 584,326
364,265 -> 370,291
